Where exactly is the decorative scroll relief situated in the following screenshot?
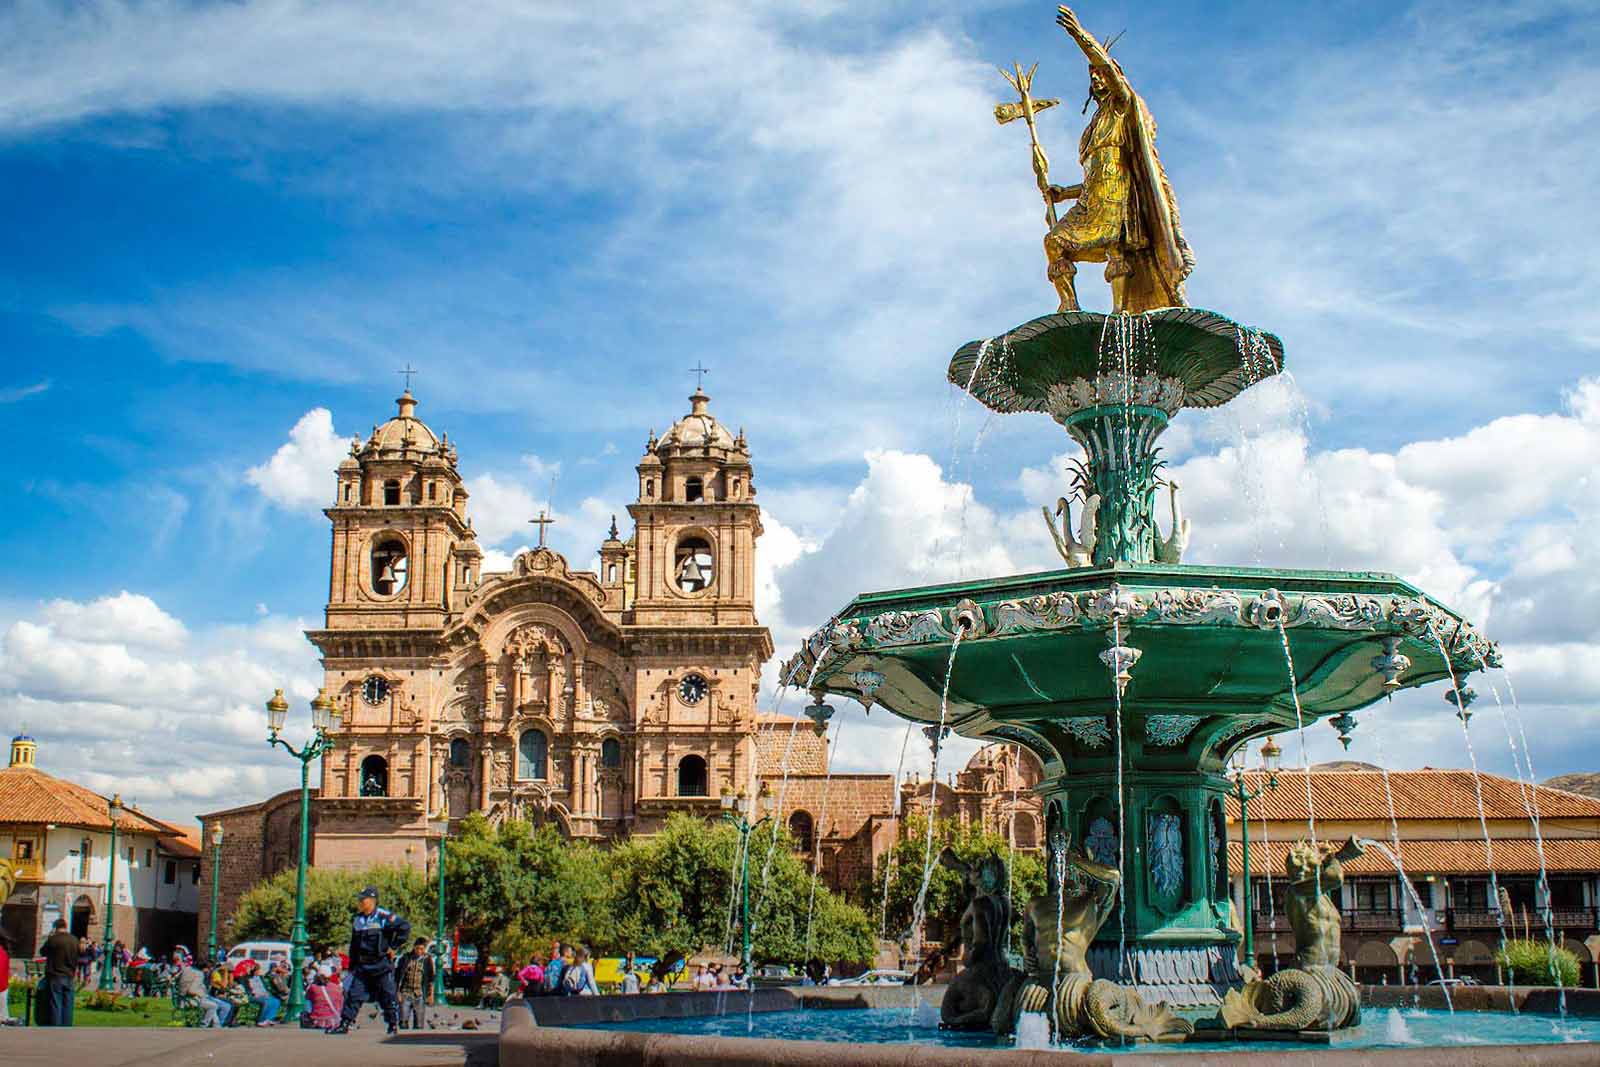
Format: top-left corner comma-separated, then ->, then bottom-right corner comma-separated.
1208,716 -> 1275,755
1144,714 -> 1204,747
992,592 -> 1080,634
1146,589 -> 1243,625
865,609 -> 953,648
785,586 -> 1499,688
1045,372 -> 1187,421
1061,716 -> 1112,749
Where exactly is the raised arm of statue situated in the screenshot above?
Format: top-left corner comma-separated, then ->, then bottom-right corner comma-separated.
1055,6 -> 1129,100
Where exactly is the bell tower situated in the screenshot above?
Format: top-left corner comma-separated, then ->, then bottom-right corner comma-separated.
323,389 -> 477,630
627,387 -> 761,626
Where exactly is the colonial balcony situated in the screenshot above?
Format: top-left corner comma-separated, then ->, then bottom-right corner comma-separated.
9,858 -> 44,881
1446,906 -> 1600,933
1342,908 -> 1405,931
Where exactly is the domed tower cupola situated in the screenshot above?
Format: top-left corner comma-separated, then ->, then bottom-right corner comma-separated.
9,733 -> 37,768
628,385 -> 762,626
323,383 -> 475,630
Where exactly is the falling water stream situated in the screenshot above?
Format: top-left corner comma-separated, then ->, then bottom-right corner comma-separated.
1109,614 -> 1130,979
1429,626 -> 1515,1008
1474,653 -> 1567,1016
802,719 -> 844,961
1273,619 -> 1324,910
1360,836 -> 1454,1013
879,723 -> 915,940
1006,743 -> 1021,962
1367,713 -> 1451,1006
909,629 -> 965,954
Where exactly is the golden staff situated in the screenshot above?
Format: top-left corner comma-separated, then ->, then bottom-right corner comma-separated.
996,62 -> 1060,227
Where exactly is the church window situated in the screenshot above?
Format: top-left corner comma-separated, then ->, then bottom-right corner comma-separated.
673,536 -> 714,593
731,477 -> 741,498
384,479 -> 401,506
789,811 -> 815,855
606,563 -> 618,583
449,737 -> 470,768
343,483 -> 352,502
684,476 -> 704,502
601,737 -> 622,769
676,755 -> 708,797
427,481 -> 436,501
644,478 -> 654,499
371,539 -> 408,596
360,755 -> 389,797
517,730 -> 548,781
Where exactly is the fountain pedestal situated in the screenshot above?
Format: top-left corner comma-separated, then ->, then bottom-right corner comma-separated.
782,310 -> 1498,1012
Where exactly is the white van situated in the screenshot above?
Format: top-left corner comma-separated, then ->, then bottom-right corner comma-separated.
224,941 -> 294,967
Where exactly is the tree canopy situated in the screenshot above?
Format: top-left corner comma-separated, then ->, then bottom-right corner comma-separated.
873,813 -> 1046,952
231,811 -> 875,971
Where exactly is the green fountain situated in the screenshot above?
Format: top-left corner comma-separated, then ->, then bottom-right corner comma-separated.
781,4 -> 1499,1043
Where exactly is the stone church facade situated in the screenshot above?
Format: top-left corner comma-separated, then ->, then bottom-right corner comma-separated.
198,386 -> 1040,944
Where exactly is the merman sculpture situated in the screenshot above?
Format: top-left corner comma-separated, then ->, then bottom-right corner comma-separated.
937,849 -> 1018,1031
1219,837 -> 1365,1031
986,827 -> 1191,1042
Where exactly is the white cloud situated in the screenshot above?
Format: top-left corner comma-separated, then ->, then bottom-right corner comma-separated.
246,408 -> 352,511
464,472 -> 540,547
39,591 -> 188,651
0,595 -> 320,821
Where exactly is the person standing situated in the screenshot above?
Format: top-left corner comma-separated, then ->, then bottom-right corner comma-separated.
561,947 -> 598,996
38,919 -> 79,1026
394,938 -> 434,1030
542,941 -> 565,995
327,885 -> 409,1035
0,928 -> 14,1025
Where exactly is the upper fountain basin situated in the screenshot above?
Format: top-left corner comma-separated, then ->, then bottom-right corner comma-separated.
781,563 -> 1496,766
948,307 -> 1286,422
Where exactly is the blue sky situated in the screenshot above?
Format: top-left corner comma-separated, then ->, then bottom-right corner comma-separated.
2,0 -> 1598,822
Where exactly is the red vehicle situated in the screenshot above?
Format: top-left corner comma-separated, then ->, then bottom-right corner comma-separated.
447,929 -> 499,987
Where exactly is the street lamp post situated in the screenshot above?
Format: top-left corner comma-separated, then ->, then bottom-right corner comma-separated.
428,812 -> 448,1004
99,794 -> 124,991
206,824 -> 225,965
265,687 -> 341,1022
720,784 -> 772,979
1227,737 -> 1281,967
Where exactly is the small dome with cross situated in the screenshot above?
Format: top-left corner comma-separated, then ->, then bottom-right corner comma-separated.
656,388 -> 740,456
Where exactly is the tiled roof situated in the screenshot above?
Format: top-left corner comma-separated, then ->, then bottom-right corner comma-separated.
162,826 -> 203,858
0,766 -> 173,836
1227,769 -> 1600,822
1228,837 -> 1600,877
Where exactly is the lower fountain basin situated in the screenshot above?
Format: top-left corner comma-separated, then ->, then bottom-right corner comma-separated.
501,989 -> 1600,1064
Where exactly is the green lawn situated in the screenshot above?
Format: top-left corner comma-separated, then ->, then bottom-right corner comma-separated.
9,985 -> 185,1028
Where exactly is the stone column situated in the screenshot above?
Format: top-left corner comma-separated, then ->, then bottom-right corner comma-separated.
480,744 -> 493,809
427,743 -> 439,813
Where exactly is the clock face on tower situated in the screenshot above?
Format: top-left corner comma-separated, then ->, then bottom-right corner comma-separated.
362,675 -> 390,706
678,673 -> 708,705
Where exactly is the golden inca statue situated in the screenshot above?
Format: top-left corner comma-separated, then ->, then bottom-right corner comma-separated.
1219,837 -> 1365,1032
1005,6 -> 1195,315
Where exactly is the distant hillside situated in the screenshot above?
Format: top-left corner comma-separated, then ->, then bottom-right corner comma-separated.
1311,761 -> 1383,772
1544,773 -> 1600,799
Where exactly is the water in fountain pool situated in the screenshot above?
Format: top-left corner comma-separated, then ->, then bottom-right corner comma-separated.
574,1005 -> 1600,1052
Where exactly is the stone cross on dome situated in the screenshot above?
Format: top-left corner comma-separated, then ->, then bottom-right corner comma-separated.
688,360 -> 710,391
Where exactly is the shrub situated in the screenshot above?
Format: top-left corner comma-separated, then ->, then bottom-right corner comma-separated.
1495,938 -> 1581,987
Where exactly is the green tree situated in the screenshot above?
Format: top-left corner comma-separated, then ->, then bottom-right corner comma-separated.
442,813 -> 610,978
232,864 -> 429,952
872,814 -> 1045,951
606,813 -> 874,965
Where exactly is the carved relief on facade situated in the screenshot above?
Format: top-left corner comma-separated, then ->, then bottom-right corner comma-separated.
584,661 -> 631,723
503,623 -> 574,717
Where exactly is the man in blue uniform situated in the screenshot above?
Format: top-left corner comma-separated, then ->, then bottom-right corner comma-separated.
327,885 -> 410,1035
